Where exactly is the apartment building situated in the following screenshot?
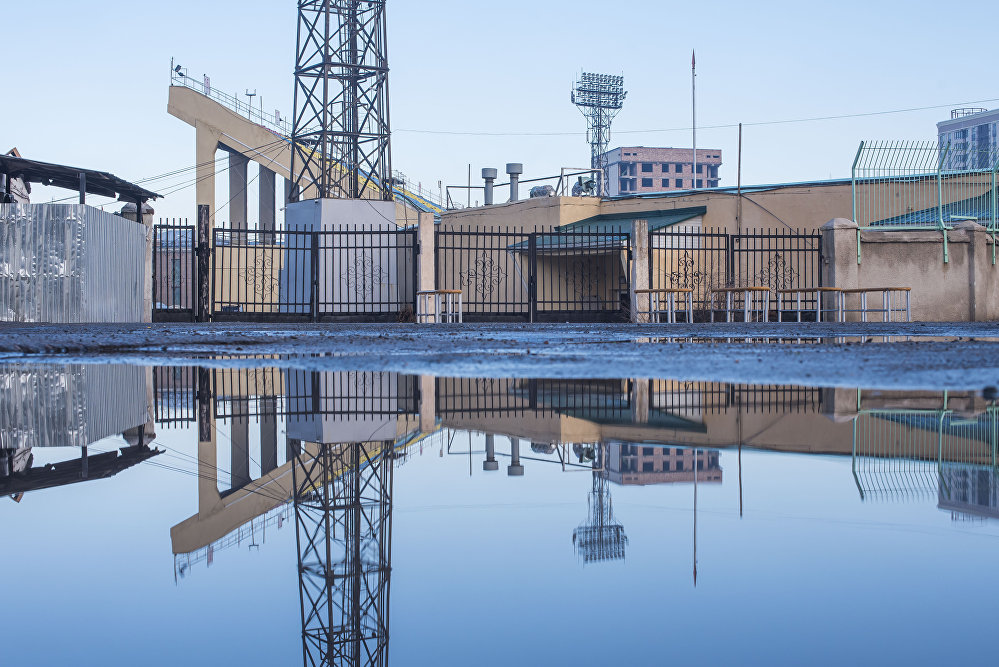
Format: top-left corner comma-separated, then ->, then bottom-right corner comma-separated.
601,146 -> 722,196
937,107 -> 999,170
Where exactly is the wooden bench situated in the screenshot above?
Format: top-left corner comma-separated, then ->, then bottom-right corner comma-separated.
840,287 -> 911,322
417,289 -> 464,324
634,288 -> 693,323
776,287 -> 844,323
710,287 -> 772,323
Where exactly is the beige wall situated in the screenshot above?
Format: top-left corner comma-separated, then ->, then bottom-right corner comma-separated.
823,219 -> 999,321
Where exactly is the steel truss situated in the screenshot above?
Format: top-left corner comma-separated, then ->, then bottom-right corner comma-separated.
291,0 -> 393,201
293,440 -> 394,667
572,444 -> 628,563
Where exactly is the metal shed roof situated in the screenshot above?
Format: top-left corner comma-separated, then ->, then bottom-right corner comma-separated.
0,155 -> 160,202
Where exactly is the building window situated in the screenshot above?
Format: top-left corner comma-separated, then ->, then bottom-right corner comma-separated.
675,179 -> 683,188
643,447 -> 655,455
642,178 -> 653,188
619,179 -> 629,192
662,179 -> 669,188
676,459 -> 684,471
696,164 -> 703,174
661,163 -> 670,172
172,285 -> 182,304
675,164 -> 683,173
643,461 -> 655,472
642,163 -> 653,173
696,179 -> 703,188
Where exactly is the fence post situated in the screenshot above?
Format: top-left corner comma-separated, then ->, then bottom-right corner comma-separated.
196,204 -> 211,322
310,231 -> 320,323
630,219 -> 650,323
528,234 -> 537,323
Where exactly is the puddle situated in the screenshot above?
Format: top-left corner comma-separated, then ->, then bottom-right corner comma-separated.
2,362 -> 997,665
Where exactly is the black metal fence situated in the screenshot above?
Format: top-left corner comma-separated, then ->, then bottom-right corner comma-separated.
153,366 -> 197,427
435,226 -> 631,322
650,227 -> 823,321
212,226 -> 417,322
152,220 -> 196,321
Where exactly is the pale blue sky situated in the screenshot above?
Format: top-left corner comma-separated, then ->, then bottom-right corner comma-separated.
3,0 -> 997,219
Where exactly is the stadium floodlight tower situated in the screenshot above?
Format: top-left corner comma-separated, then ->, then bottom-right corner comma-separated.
288,0 -> 395,230
572,444 -> 628,564
572,72 -> 627,197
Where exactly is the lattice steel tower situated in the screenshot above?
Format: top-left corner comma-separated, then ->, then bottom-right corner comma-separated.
290,1 -> 393,201
293,441 -> 394,667
572,72 -> 627,196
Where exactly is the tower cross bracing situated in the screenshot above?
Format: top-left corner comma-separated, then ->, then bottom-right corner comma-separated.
291,0 -> 393,201
572,72 -> 627,196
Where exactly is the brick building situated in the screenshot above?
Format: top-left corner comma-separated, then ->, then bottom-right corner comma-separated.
601,146 -> 722,196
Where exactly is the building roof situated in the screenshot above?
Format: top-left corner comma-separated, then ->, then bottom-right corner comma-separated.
0,154 -> 160,202
507,206 -> 706,253
871,189 -> 995,227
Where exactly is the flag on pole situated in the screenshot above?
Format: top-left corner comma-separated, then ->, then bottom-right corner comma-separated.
692,50 -> 696,69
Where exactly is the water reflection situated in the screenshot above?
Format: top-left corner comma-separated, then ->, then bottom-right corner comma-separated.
4,364 -> 999,664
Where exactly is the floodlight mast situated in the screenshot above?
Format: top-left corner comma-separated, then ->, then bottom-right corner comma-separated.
290,0 -> 393,202
572,72 -> 627,196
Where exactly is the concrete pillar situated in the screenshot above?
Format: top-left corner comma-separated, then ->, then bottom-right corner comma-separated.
820,218 -> 860,319
197,374 -> 223,518
418,211 -> 436,322
259,167 -> 276,232
195,121 -> 221,218
508,437 -> 524,476
630,378 -> 649,424
228,151 -> 249,229
483,434 -> 499,471
419,374 -> 436,433
260,396 -> 278,475
630,219 -> 650,323
230,400 -> 251,491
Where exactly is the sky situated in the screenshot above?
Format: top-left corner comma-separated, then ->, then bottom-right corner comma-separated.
3,0 -> 999,220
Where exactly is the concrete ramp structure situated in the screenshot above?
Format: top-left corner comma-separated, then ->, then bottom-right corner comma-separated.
167,76 -> 441,229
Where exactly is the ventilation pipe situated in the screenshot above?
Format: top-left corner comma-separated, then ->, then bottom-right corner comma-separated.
506,163 -> 523,202
482,168 -> 498,206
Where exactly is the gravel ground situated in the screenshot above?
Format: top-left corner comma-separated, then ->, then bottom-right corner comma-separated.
2,321 -> 999,388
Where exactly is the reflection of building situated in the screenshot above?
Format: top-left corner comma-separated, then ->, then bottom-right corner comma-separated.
1,364 -> 159,500
603,443 -> 722,486
938,464 -> 999,520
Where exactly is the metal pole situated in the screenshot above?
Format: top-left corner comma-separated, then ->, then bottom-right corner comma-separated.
691,51 -> 697,191
736,123 -> 742,234
79,173 -> 86,205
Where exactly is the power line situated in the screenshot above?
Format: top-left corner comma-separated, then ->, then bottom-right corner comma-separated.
394,97 -> 999,137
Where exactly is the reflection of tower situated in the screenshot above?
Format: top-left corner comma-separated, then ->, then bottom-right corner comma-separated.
572,444 -> 628,563
293,440 -> 393,667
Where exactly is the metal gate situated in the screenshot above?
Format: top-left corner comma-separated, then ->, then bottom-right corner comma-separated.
435,227 -> 631,322
153,223 -> 417,323
650,227 -> 822,321
152,221 -> 196,321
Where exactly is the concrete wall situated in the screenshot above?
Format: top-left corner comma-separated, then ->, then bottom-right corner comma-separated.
822,218 -> 999,321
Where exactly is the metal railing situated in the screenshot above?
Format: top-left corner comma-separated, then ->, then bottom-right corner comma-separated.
445,168 -> 602,209
852,140 -> 999,232
170,60 -> 291,135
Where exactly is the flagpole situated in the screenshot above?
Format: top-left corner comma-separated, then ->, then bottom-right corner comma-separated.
692,50 -> 697,190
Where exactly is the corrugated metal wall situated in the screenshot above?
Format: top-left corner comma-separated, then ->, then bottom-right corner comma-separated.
0,204 -> 144,322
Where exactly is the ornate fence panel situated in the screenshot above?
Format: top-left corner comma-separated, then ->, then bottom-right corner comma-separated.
651,227 -> 822,321
153,220 -> 196,321
210,226 -> 416,322
435,227 -> 533,320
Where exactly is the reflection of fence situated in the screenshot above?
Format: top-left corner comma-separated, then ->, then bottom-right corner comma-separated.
851,408 -> 999,502
153,366 -> 197,427
651,381 -> 822,414
650,227 -> 822,320
852,140 -> 999,230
